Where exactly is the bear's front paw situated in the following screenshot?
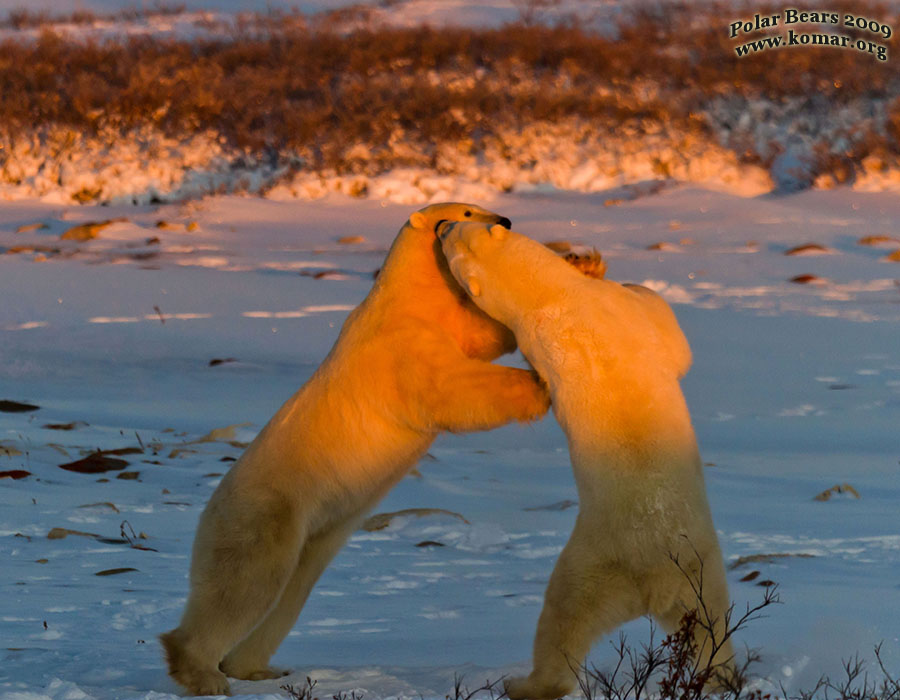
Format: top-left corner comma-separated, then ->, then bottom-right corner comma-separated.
504,674 -> 572,700
515,371 -> 551,422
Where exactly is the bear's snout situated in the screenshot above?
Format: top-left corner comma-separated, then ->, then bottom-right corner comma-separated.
495,216 -> 512,230
435,219 -> 453,240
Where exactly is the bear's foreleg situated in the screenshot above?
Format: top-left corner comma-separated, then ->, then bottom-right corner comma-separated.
422,361 -> 550,432
505,527 -> 645,700
220,517 -> 362,680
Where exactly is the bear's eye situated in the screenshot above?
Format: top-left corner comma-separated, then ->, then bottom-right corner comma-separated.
464,210 -> 472,217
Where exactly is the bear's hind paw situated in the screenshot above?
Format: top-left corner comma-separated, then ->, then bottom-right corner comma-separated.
176,667 -> 231,696
504,675 -> 572,700
161,629 -> 232,696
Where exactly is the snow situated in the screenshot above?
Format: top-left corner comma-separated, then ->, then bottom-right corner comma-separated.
1,0 -> 900,695
0,123 -> 774,207
2,183 -> 899,699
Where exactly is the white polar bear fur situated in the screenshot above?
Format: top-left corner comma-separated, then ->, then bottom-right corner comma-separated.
439,221 -> 734,700
160,204 -> 551,696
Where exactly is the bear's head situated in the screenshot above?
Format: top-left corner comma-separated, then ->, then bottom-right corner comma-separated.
439,220 -> 693,379
407,202 -> 511,236
437,219 -> 574,328
374,203 -> 516,361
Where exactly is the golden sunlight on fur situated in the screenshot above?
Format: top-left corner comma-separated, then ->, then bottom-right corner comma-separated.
160,204 -> 549,696
439,220 -> 733,700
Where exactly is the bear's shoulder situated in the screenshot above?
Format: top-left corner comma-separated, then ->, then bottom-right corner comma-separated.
621,284 -> 692,377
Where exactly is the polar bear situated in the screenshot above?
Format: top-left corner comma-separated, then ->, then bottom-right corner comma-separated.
160,204 -> 551,696
438,221 -> 734,700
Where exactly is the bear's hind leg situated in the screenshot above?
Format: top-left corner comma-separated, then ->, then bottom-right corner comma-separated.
505,531 -> 645,700
651,546 -> 736,688
161,500 -> 305,695
221,520 -> 359,680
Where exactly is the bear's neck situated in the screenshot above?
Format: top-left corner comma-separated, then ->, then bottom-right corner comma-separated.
481,238 -> 589,334
496,281 -> 581,355
371,227 -> 458,310
512,307 -> 585,383
375,225 -> 432,287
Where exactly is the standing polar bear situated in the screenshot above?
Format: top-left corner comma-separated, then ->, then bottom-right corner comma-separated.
438,221 -> 734,700
161,204 -> 551,696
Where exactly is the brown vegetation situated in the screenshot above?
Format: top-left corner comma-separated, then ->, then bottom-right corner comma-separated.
0,2 -> 898,184
2,3 -> 187,29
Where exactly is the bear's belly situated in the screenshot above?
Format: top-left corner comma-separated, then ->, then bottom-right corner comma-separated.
570,453 -> 711,562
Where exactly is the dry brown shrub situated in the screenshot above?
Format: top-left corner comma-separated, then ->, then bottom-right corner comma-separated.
0,1 -> 897,179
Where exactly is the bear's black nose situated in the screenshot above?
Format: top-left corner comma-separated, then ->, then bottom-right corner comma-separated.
497,216 -> 512,229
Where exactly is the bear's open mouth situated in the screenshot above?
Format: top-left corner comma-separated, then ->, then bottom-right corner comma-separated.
433,219 -> 449,236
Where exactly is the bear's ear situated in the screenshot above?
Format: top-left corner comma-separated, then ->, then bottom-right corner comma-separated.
489,224 -> 508,241
465,277 -> 482,297
409,212 -> 427,230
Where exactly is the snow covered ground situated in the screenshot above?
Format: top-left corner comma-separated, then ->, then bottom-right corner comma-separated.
2,183 -> 899,699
